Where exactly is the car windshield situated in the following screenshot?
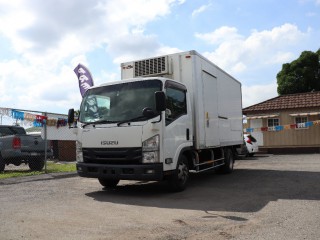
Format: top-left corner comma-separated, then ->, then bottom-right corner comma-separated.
79,80 -> 162,124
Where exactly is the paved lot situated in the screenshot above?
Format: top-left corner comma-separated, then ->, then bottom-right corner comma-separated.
1,154 -> 320,240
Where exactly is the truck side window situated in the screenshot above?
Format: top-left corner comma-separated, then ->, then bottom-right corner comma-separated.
165,87 -> 187,126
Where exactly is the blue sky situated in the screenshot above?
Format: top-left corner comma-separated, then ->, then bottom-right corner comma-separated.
0,0 -> 319,124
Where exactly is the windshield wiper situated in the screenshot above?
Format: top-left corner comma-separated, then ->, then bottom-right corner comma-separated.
82,120 -> 116,128
117,116 -> 148,127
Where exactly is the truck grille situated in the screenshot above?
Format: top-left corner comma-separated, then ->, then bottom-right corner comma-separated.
82,147 -> 142,165
134,56 -> 168,77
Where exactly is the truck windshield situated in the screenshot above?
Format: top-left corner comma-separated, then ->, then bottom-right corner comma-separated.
79,80 -> 162,124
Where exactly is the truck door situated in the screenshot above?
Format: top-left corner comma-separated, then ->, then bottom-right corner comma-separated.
163,81 -> 191,170
202,71 -> 219,147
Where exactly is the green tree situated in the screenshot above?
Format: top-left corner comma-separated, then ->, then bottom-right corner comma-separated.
277,49 -> 320,95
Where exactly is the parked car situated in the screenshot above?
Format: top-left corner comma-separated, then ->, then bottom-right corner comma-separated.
244,134 -> 259,157
0,125 -> 53,172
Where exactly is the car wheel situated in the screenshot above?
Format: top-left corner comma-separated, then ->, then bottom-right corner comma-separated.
98,179 -> 120,188
0,155 -> 5,172
168,155 -> 189,192
216,148 -> 234,174
29,157 -> 45,171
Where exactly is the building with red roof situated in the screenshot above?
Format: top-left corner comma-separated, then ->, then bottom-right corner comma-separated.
243,91 -> 320,153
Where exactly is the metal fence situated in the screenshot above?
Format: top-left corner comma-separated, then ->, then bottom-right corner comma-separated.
0,107 -> 76,178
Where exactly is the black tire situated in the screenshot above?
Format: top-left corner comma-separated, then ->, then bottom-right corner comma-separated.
248,153 -> 255,157
28,157 -> 45,171
168,155 -> 189,192
98,179 -> 120,188
0,155 -> 5,172
216,148 -> 234,174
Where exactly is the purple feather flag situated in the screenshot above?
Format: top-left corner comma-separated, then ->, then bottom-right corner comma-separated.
74,63 -> 94,97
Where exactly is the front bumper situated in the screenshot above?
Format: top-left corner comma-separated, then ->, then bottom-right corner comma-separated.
77,162 -> 163,181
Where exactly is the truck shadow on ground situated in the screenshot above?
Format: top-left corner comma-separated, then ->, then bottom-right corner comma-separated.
86,168 -> 320,213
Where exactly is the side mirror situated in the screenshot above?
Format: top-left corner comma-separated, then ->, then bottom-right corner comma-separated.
155,91 -> 166,112
68,108 -> 75,124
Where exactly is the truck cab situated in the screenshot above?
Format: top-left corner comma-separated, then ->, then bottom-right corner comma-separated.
71,77 -> 193,191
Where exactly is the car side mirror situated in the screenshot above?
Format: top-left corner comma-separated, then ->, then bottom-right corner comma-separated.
68,108 -> 75,125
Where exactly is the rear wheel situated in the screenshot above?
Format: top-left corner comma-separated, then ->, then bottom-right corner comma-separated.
28,157 -> 45,171
168,155 -> 189,192
0,155 -> 5,172
216,148 -> 234,174
98,179 -> 120,188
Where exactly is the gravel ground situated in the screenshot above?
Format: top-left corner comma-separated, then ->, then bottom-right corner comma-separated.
0,154 -> 319,240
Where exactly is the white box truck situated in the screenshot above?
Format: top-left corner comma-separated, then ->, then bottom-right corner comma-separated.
68,50 -> 243,191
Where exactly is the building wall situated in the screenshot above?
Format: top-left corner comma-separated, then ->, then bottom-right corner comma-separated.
57,140 -> 76,161
247,108 -> 320,147
250,119 -> 264,146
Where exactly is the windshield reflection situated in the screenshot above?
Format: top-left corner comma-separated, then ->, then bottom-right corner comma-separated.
79,80 -> 162,124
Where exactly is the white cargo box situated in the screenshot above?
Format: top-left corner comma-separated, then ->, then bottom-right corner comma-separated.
121,50 -> 243,149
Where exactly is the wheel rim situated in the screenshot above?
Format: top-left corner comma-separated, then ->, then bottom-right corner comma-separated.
178,161 -> 188,183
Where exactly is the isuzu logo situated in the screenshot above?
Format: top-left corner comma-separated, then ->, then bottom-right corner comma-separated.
101,141 -> 118,145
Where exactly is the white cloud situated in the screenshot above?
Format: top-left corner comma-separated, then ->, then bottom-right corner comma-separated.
242,82 -> 278,108
155,46 -> 182,56
111,32 -> 182,64
103,0 -> 178,26
266,51 -> 295,65
0,59 -> 80,112
232,62 -> 247,73
196,24 -> 307,74
0,0 -> 183,65
192,3 -> 212,18
196,24 -> 312,107
195,26 -> 242,45
108,33 -> 160,64
0,0 -> 184,113
70,55 -> 89,69
0,1 -> 36,52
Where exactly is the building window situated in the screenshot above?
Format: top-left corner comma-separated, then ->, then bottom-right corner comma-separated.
268,118 -> 279,127
295,116 -> 308,129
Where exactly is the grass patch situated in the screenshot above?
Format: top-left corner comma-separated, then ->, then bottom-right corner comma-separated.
46,161 -> 76,173
0,161 -> 76,179
0,170 -> 44,179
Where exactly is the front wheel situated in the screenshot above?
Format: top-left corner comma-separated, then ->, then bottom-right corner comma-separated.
98,179 -> 120,188
168,155 -> 189,192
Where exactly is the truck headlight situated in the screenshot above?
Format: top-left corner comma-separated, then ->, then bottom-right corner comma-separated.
76,141 -> 84,162
142,135 -> 159,163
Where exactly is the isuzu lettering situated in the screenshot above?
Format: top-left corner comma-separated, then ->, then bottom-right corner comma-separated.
68,50 -> 243,191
